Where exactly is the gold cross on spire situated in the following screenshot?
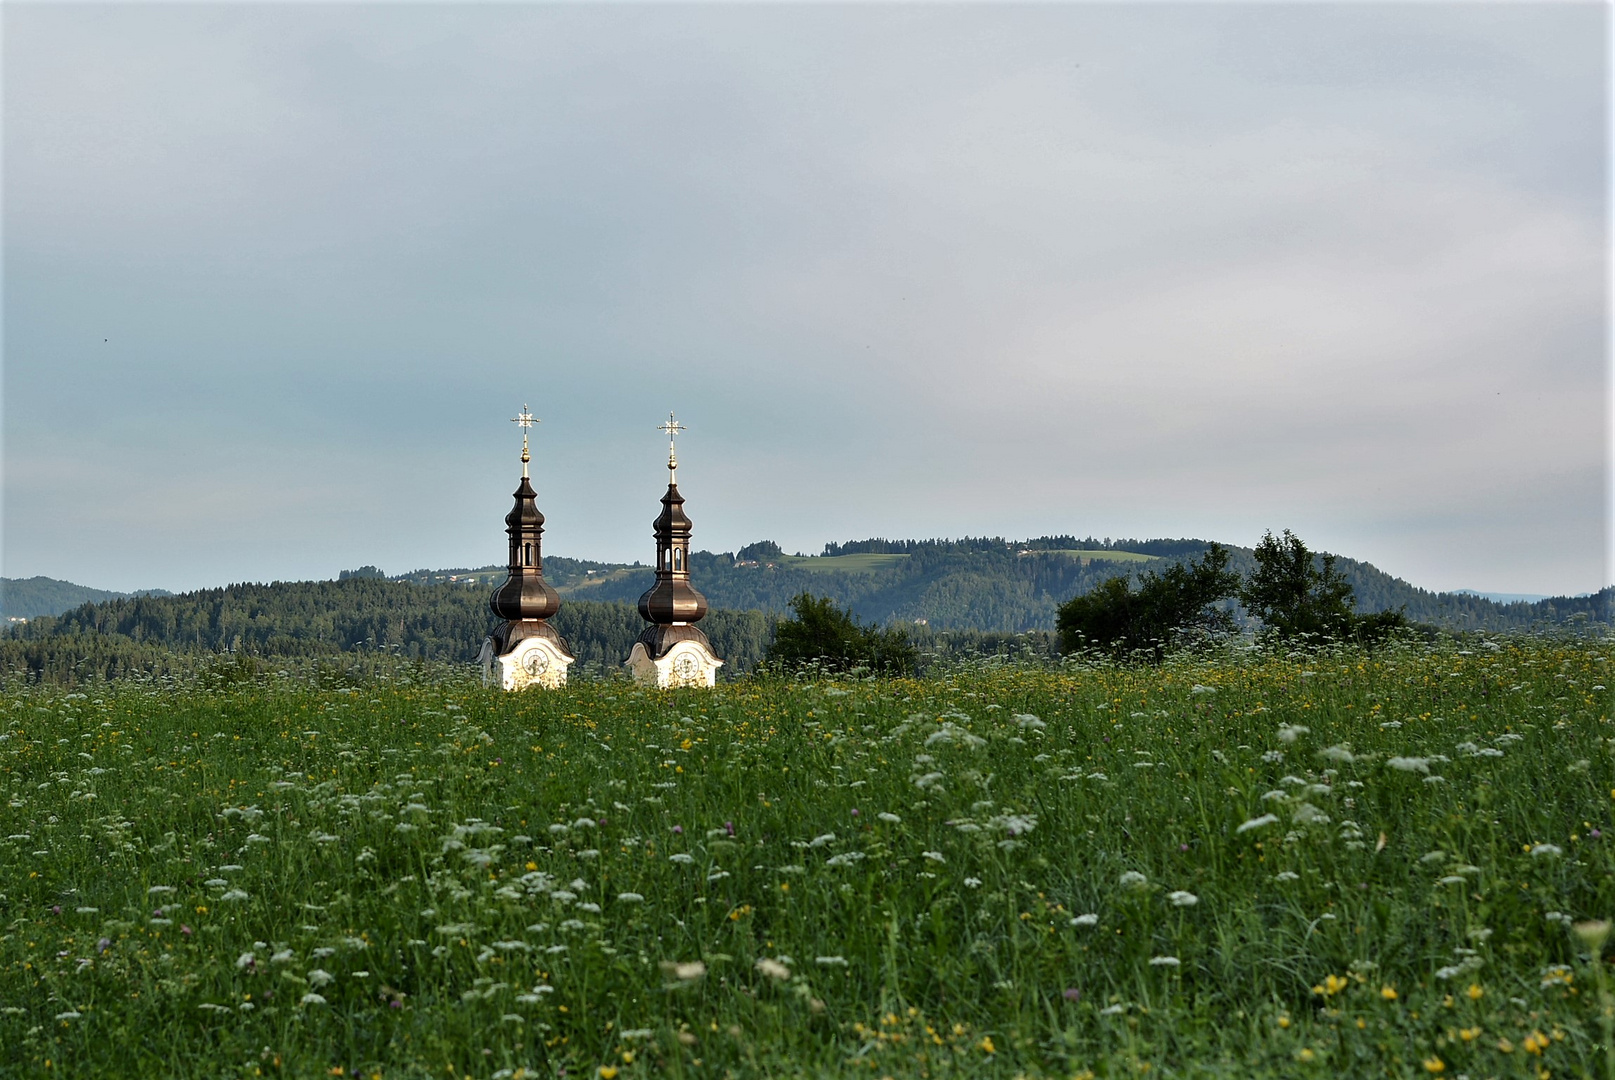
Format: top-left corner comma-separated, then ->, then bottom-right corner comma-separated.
511,405 -> 539,477
658,412 -> 686,472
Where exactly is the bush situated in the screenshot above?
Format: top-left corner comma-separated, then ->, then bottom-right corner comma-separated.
767,593 -> 917,675
1056,543 -> 1240,661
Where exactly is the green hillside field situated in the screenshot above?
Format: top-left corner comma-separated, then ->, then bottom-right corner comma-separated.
776,553 -> 912,574
1020,550 -> 1159,564
0,637 -> 1609,1076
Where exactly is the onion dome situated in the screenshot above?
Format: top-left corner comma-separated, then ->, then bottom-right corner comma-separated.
637,479 -> 709,625
490,407 -> 562,623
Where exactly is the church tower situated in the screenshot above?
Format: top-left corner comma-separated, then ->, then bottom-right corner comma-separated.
481,405 -> 575,690
626,413 -> 724,688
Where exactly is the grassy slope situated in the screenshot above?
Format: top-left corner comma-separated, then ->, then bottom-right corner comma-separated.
1,638 -> 1610,1077
776,554 -> 912,574
1020,550 -> 1159,564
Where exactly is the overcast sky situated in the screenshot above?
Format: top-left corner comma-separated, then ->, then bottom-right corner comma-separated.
3,3 -> 1608,597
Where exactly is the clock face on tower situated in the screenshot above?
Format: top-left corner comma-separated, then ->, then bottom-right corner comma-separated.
523,650 -> 551,677
674,652 -> 700,680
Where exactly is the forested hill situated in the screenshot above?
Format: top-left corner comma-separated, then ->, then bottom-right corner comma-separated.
400,538 -> 1610,634
0,576 -> 172,619
3,537 -> 1604,684
0,581 -> 774,680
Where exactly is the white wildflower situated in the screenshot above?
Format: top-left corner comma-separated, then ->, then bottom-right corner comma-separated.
1149,956 -> 1181,967
877,812 -> 901,824
299,993 -> 327,1006
234,952 -> 255,970
661,960 -> 706,981
1292,804 -> 1331,826
991,813 -> 1038,837
1070,913 -> 1099,927
307,969 -> 335,987
616,892 -> 645,903
921,851 -> 946,863
815,955 -> 848,966
219,889 -> 249,902
669,853 -> 694,865
1386,757 -> 1430,774
1274,871 -> 1300,881
1531,844 -> 1563,858
1118,871 -> 1148,894
963,877 -> 982,888
1167,891 -> 1198,907
1238,814 -> 1280,833
925,723 -> 986,749
1013,714 -> 1046,730
1318,745 -> 1354,763
754,958 -> 791,980
1276,724 -> 1308,743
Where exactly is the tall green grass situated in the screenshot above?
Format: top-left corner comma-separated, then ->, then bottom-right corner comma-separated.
0,636 -> 1610,1078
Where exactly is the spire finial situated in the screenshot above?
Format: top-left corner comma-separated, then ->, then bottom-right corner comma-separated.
658,412 -> 686,477
512,404 -> 538,478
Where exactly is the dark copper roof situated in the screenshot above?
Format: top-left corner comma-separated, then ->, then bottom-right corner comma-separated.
505,475 -> 545,529
490,473 -> 561,622
491,574 -> 560,622
635,622 -> 713,661
492,617 -> 574,659
638,575 -> 708,624
638,480 -> 708,625
653,483 -> 692,536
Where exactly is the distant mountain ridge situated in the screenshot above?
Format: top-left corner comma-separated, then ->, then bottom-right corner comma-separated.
390,536 -> 1610,634
10,536 -> 1607,634
0,576 -> 172,619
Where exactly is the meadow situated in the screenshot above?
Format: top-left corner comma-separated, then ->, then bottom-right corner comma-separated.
0,636 -> 1610,1078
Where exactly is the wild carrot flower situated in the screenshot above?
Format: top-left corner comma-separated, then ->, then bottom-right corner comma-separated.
754,958 -> 790,980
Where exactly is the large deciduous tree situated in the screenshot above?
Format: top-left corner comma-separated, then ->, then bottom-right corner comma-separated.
1056,543 -> 1241,661
767,593 -> 917,675
1239,530 -> 1406,644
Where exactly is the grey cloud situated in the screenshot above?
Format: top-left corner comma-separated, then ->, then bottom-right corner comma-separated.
3,3 -> 1605,594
